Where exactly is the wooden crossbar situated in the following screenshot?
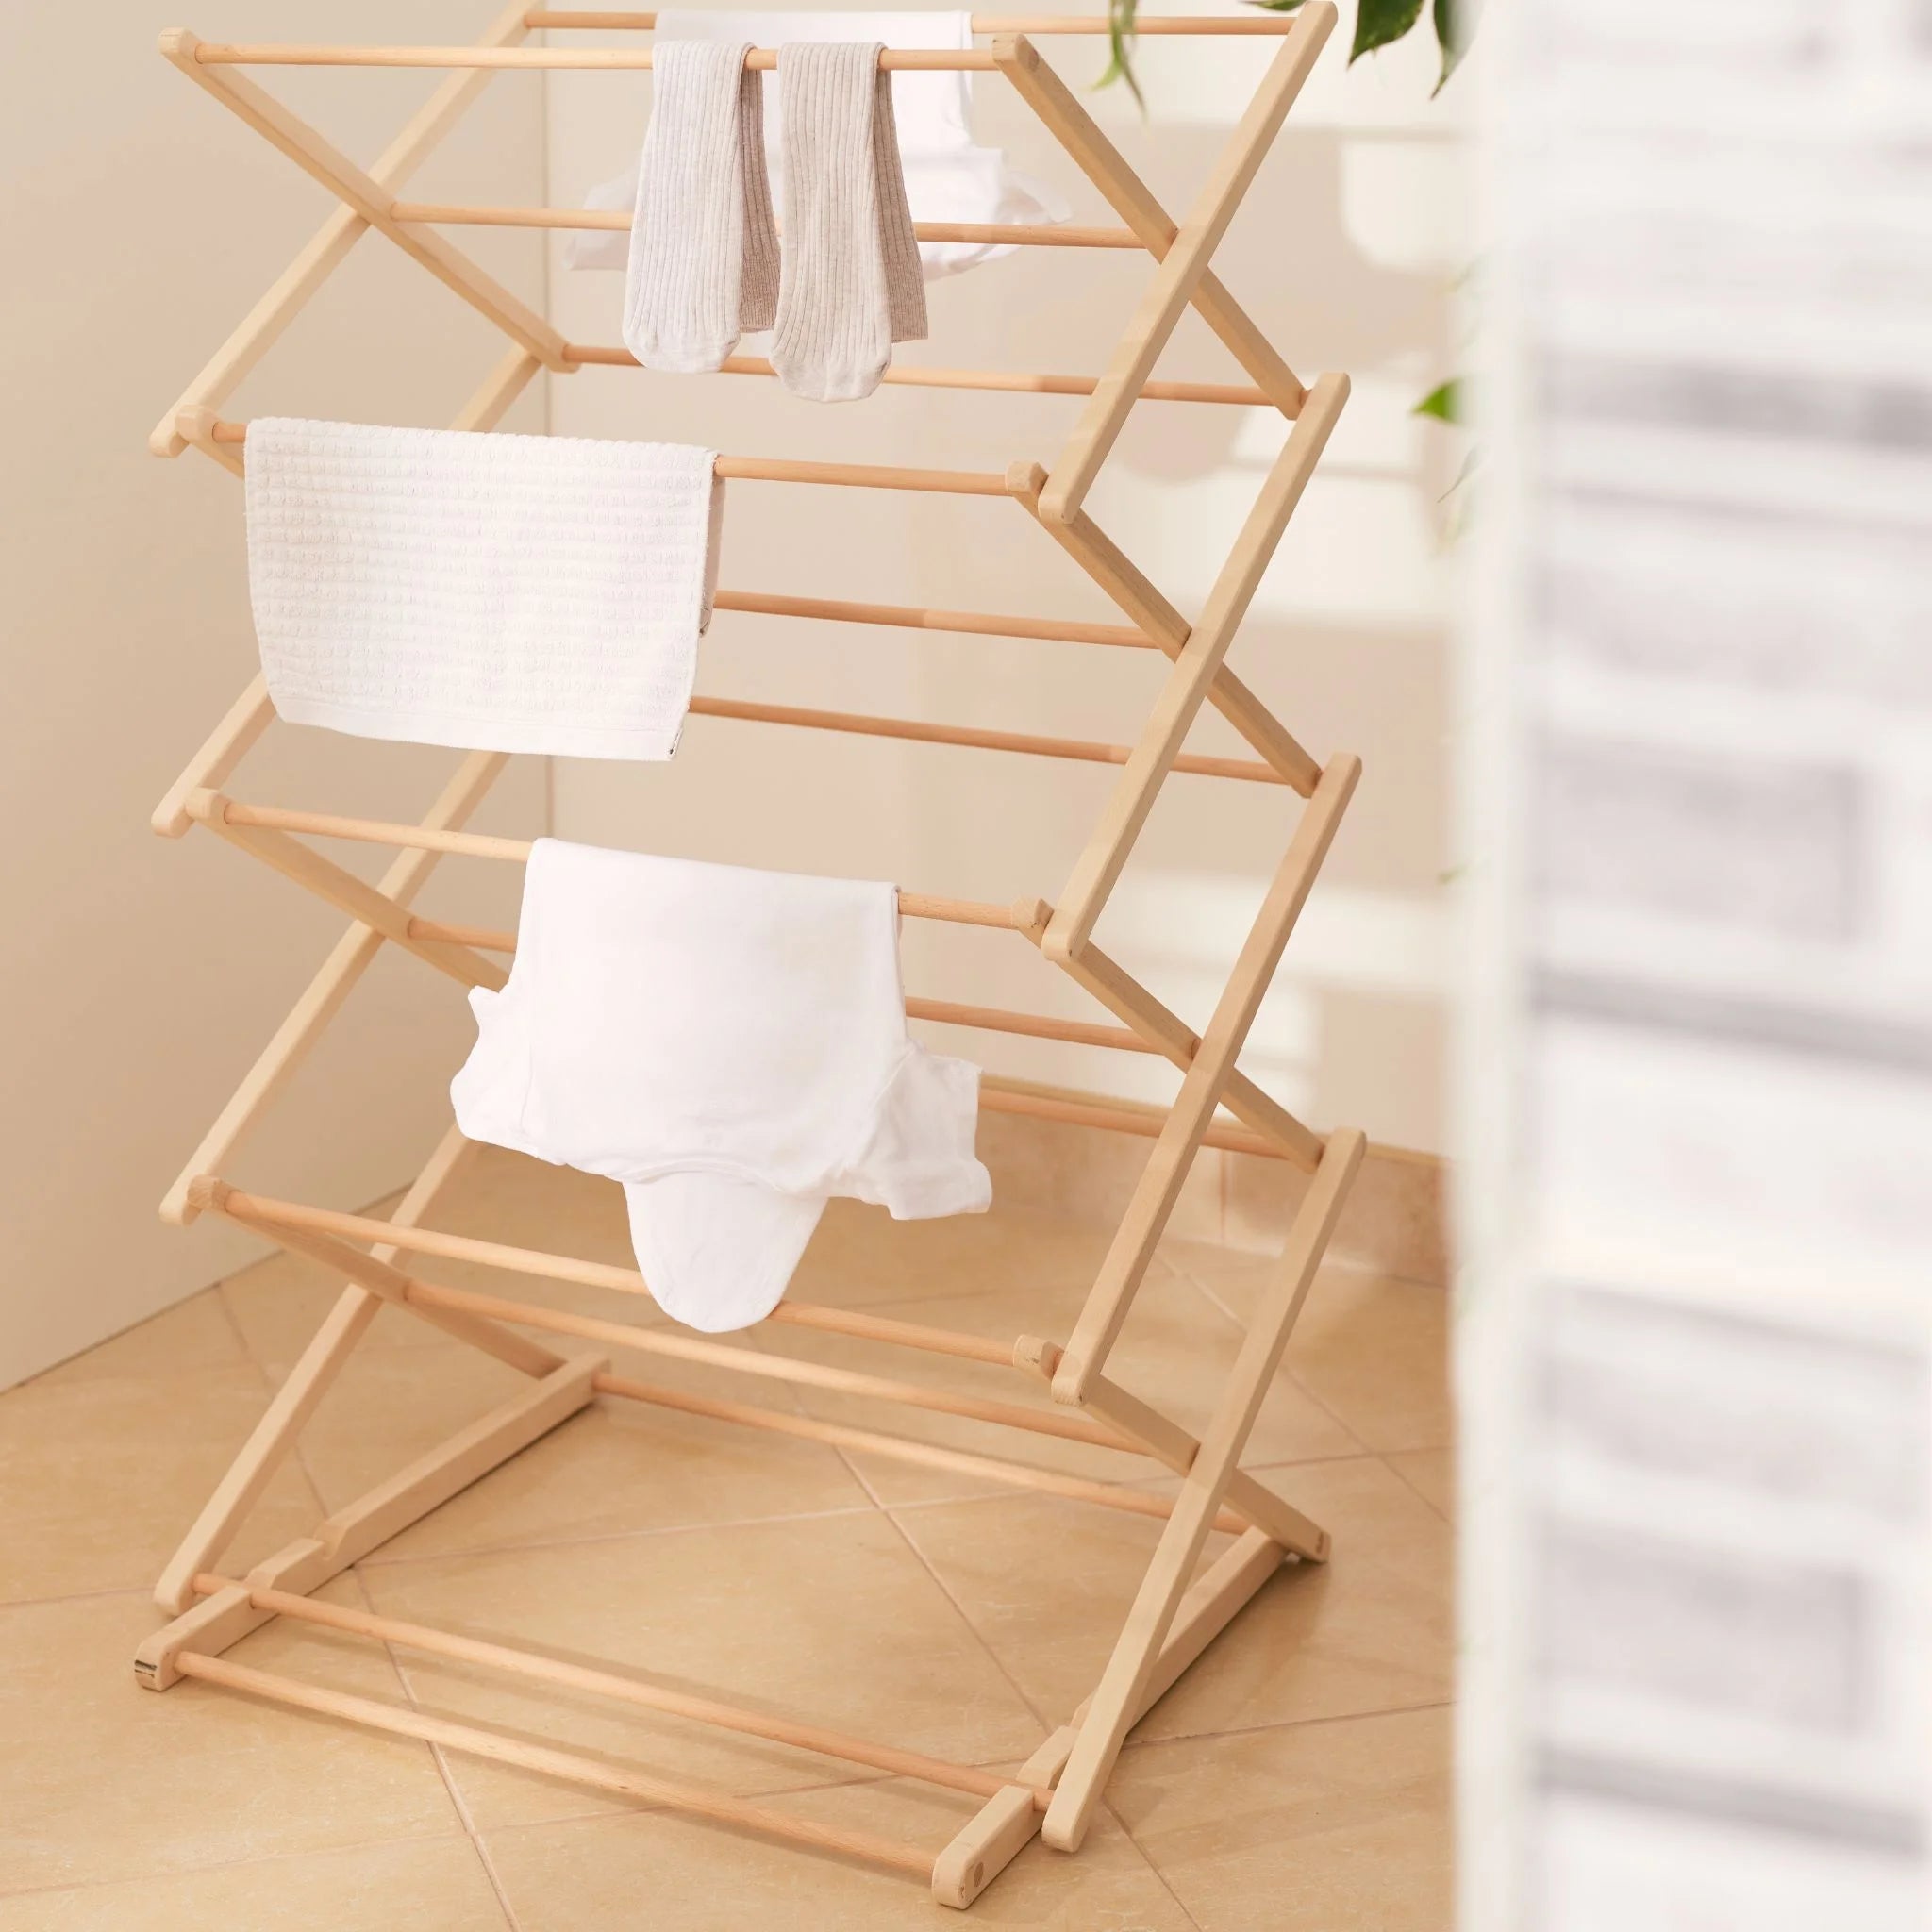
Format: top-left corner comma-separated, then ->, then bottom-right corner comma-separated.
183,790 -> 1024,930
202,417 -> 1011,494
428,208 -> 1143,248
593,1368 -> 1251,1534
685,695 -> 1287,782
144,9 -> 1368,1907
978,1074 -> 1294,1162
563,340 -> 1275,407
708,589 -> 1152,650
193,42 -> 1007,71
192,1574 -> 1055,1808
405,917 -> 1162,1058
198,1183 -> 1021,1367
399,1276 -> 1139,1453
173,1651 -> 938,1875
528,10 -> 1309,29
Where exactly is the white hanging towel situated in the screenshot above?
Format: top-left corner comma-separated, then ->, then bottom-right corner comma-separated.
450,840 -> 991,1333
244,419 -> 724,761
568,10 -> 1070,283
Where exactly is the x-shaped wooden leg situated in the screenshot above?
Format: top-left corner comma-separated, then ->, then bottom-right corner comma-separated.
992,30 -> 1320,420
160,29 -> 570,371
149,2 -> 535,455
1015,13 -> 1336,525
1044,1128 -> 1365,1848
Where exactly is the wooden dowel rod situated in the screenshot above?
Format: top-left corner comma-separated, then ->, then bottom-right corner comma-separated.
685,695 -> 1285,785
389,913 -> 1163,1057
755,1301 -> 1021,1365
398,919 -> 1160,1058
593,1370 -> 1249,1533
191,1574 -> 1048,1807
709,589 -> 1154,651
404,208 -> 1141,251
904,996 -> 1154,1056
399,1276 -> 1133,1452
408,917 -> 517,949
202,420 -> 1008,496
715,456 -> 1008,493
171,1653 -> 935,1876
561,341 -> 1270,407
188,793 -> 1018,929
525,11 -> 1307,32
208,1186 -> 1025,1366
194,42 -> 1002,71
978,1075 -> 1289,1162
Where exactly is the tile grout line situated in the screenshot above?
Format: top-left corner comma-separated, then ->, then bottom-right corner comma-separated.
0,1829 -> 484,1908
1100,1699 -> 1458,1924
0,1581 -> 159,1613
1124,1694 -> 1458,1757
344,1564 -> 526,1932
1107,1796 -> 1211,1932
877,1493 -> 1058,1740
1380,1452 -> 1455,1525
353,1499 -> 886,1574
210,1275 -> 275,1391
1173,1256 -> 1379,1456
810,1415 -> 1070,1793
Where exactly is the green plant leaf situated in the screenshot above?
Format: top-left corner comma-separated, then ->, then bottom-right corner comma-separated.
1432,0 -> 1468,92
1094,0 -> 1146,107
1352,0 -> 1424,62
1413,378 -> 1464,424
1245,0 -> 1310,12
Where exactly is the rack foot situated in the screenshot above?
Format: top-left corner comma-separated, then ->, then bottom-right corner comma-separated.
137,1353 -> 602,1689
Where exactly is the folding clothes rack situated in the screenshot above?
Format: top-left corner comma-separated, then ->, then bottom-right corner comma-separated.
137,4 -> 1366,1907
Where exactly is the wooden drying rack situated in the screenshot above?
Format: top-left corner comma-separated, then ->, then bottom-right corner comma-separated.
139,3 -> 1365,1908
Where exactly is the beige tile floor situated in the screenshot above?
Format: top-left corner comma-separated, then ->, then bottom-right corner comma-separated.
0,1150 -> 1454,1929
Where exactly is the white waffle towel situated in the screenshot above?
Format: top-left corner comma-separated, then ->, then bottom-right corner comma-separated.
245,419 -> 723,761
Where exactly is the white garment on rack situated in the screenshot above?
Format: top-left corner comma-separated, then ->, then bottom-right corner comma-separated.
567,9 -> 1070,282
450,840 -> 991,1333
245,420 -> 724,761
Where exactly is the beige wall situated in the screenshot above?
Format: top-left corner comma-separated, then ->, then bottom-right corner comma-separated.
543,23 -> 1464,1158
0,4 -> 547,1385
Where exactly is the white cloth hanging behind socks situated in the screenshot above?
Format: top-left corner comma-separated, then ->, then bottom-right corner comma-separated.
245,421 -> 724,761
623,39 -> 779,372
450,840 -> 991,1333
567,9 -> 1070,282
770,41 -> 926,402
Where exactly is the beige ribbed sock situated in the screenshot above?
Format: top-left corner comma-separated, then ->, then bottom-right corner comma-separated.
624,41 -> 779,373
771,42 -> 928,404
